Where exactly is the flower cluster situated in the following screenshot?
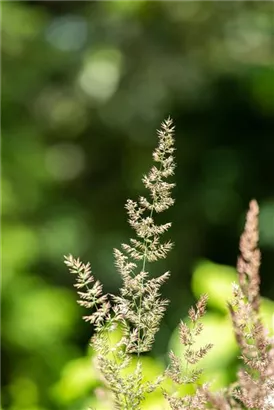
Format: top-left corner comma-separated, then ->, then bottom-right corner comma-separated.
65,118 -> 176,409
228,200 -> 274,410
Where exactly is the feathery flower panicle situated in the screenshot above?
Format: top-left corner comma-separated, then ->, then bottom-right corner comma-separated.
228,200 -> 274,410
113,117 -> 176,355
237,199 -> 261,312
164,294 -> 213,407
64,255 -> 110,330
65,118 -> 176,409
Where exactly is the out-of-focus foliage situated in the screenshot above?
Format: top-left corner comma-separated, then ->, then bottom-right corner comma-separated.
1,1 -> 274,409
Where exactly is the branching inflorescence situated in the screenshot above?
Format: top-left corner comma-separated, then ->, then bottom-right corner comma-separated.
65,119 -> 274,409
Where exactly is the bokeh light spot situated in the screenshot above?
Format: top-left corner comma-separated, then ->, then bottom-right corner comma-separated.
45,15 -> 87,51
45,143 -> 85,181
78,49 -> 122,102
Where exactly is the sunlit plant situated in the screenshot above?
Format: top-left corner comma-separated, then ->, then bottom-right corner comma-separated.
65,118 -> 274,409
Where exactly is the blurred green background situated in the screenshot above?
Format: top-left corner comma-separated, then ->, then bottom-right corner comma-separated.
2,1 -> 274,409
